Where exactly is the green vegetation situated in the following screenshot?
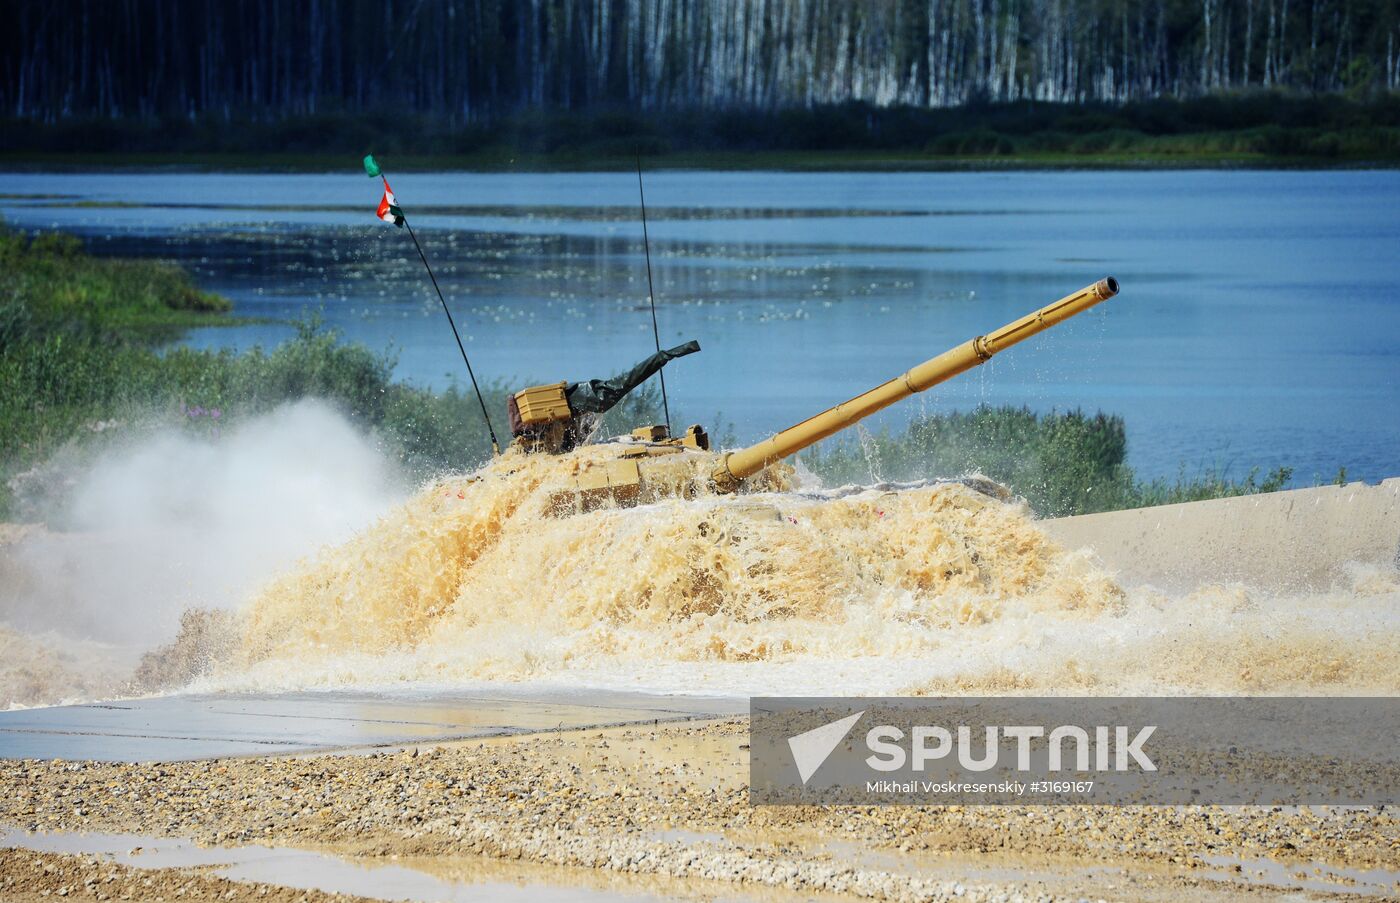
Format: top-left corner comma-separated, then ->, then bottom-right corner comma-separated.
0,229 -> 229,335
802,407 -> 1294,518
0,225 -> 661,519
2,225 -> 1306,522
4,94 -> 1400,169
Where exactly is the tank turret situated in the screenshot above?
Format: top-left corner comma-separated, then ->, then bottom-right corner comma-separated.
508,340 -> 705,454
530,278 -> 1120,513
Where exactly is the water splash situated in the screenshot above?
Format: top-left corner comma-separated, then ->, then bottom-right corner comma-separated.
184,445 -> 1105,692
197,443 -> 1396,697
13,440 -> 1392,703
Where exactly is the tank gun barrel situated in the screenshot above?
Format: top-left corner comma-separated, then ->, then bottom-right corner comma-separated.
711,277 -> 1120,490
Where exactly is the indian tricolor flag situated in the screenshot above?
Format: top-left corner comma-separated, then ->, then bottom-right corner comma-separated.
376,182 -> 405,227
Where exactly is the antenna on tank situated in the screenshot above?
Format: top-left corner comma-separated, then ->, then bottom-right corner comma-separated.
363,154 -> 501,456
636,152 -> 671,435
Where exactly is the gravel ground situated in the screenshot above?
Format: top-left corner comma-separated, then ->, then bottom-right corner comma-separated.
3,718 -> 1396,902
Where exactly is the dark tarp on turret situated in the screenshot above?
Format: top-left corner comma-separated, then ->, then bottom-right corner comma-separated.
565,340 -> 699,414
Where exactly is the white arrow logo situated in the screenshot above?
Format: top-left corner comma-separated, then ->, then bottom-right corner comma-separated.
787,710 -> 865,784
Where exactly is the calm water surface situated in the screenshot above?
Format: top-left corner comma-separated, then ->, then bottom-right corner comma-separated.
3,169 -> 1397,484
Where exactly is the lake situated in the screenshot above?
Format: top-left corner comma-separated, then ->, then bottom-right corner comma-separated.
3,169 -> 1397,485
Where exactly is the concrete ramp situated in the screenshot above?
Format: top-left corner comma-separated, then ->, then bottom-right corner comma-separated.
0,690 -> 745,763
1042,478 -> 1400,592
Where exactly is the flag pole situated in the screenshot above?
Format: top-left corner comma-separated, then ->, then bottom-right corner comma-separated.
635,153 -> 671,435
366,156 -> 501,456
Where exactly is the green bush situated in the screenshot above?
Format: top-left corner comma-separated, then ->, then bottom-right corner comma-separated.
802,406 -> 1297,518
802,407 -> 1133,516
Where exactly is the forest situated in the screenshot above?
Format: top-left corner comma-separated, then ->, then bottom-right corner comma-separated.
7,0 -> 1398,124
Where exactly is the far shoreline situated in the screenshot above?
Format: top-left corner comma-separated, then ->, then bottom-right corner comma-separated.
3,150 -> 1399,174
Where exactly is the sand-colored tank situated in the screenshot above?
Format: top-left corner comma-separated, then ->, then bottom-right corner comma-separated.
513,277 -> 1119,513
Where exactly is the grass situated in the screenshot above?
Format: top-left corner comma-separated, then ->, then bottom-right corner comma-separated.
1,230 -> 230,336
2,224 -> 1315,522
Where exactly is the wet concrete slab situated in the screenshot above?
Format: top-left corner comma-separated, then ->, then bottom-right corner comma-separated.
0,689 -> 746,762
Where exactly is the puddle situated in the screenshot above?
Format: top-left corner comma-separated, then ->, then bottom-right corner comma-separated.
0,827 -> 833,903
1198,853 -> 1400,898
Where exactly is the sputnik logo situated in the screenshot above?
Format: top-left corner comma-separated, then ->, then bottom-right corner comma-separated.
788,710 -> 865,784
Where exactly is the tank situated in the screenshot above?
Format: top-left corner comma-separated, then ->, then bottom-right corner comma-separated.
510,277 -> 1120,514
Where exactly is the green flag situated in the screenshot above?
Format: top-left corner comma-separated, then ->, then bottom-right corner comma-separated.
363,154 -> 381,178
